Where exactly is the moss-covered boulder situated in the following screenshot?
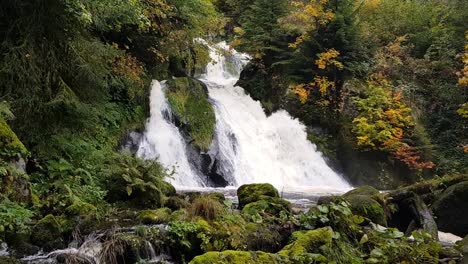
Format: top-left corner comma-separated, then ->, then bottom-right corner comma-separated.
31,214 -> 65,251
432,181 -> 468,236
65,201 -> 97,219
278,227 -> 333,258
343,186 -> 379,197
243,223 -> 283,252
166,77 -> 216,151
136,208 -> 171,224
344,194 -> 386,226
237,184 -> 279,209
242,197 -> 291,218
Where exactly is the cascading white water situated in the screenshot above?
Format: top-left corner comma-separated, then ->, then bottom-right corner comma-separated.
138,41 -> 350,190
137,81 -> 205,187
201,42 -> 351,190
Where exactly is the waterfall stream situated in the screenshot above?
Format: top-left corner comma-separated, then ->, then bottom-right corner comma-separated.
138,41 -> 351,191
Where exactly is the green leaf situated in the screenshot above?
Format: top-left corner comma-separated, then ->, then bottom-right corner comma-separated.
126,186 -> 133,196
360,234 -> 369,244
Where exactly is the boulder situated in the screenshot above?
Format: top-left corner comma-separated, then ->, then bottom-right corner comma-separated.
189,228 -> 333,264
237,184 -> 279,209
389,191 -> 438,239
344,194 -> 387,226
343,186 -> 379,197
242,197 -> 291,217
341,187 -> 386,226
432,181 -> 468,237
30,215 -> 65,251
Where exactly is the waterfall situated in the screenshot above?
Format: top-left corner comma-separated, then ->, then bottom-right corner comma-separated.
137,81 -> 205,187
138,41 -> 351,190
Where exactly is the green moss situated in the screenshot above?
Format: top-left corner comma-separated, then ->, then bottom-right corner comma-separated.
136,208 -> 172,224
31,214 -> 65,251
279,227 -> 333,258
65,201 -> 97,219
237,183 -> 279,209
0,119 -> 28,160
242,197 -> 291,217
343,186 -> 380,197
166,77 -> 216,151
189,250 -> 283,264
344,194 -> 387,226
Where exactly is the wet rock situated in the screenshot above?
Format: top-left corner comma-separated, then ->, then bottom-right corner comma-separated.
389,191 -> 438,239
432,181 -> 468,237
5,233 -> 40,258
237,183 -> 279,209
120,131 -> 143,153
31,214 -> 65,251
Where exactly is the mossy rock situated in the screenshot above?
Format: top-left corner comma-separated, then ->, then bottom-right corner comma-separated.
432,181 -> 468,236
166,77 -> 216,151
344,195 -> 386,226
343,186 -> 379,198
5,232 -> 40,258
166,196 -> 190,210
237,184 -> 279,209
242,197 -> 291,217
65,201 -> 97,219
0,119 -> 28,161
136,208 -> 171,224
189,250 -> 284,264
278,227 -> 333,258
0,257 -> 21,264
243,223 -> 283,252
31,214 -> 65,251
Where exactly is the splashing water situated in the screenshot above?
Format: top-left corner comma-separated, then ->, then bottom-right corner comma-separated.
138,41 -> 350,191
